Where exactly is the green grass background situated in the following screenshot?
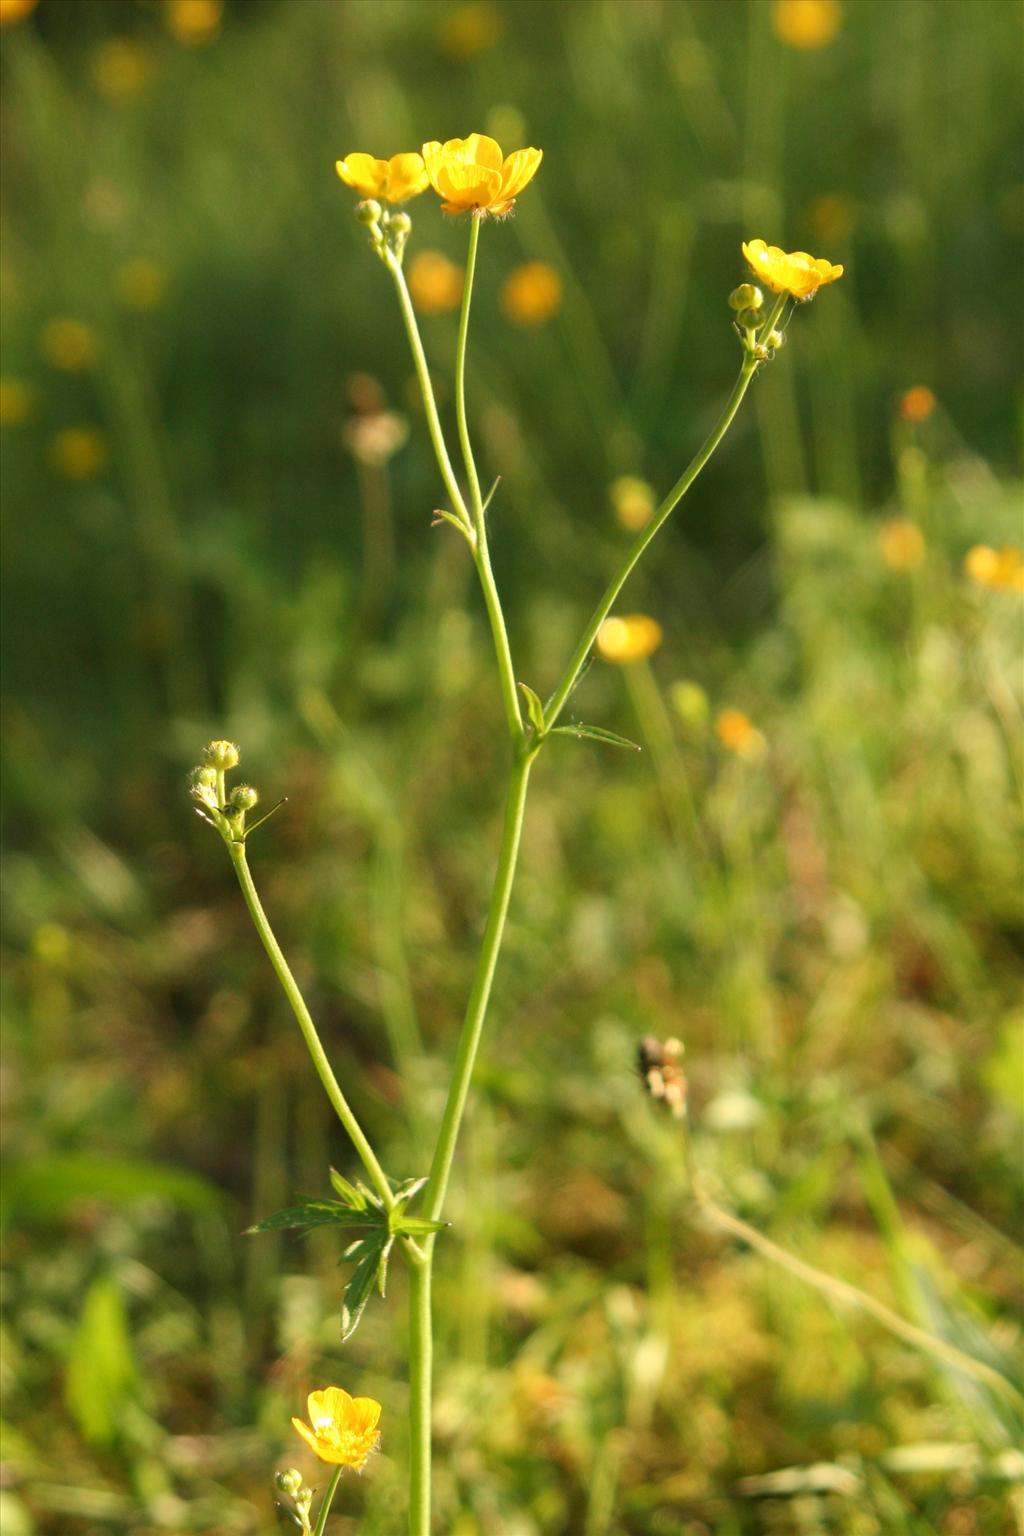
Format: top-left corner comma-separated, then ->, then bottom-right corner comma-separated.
2,1 -> 1022,1532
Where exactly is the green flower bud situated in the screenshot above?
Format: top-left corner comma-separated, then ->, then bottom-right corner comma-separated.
189,765 -> 220,810
729,283 -> 763,313
390,212 -> 412,238
275,1468 -> 304,1496
766,329 -> 785,349
736,308 -> 762,330
229,784 -> 259,812
356,199 -> 382,226
201,739 -> 240,771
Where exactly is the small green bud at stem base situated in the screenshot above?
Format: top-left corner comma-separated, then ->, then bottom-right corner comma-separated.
230,784 -> 259,812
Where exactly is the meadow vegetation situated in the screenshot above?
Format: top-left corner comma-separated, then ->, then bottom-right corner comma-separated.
2,1 -> 1022,1532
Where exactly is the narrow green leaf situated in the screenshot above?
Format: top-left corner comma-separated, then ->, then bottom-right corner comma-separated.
518,682 -> 546,735
329,1169 -> 369,1211
390,1214 -> 450,1237
549,722 -> 642,751
391,1175 -> 428,1206
376,1236 -> 395,1298
340,1241 -> 384,1342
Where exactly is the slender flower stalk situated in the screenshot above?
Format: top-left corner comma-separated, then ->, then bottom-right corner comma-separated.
543,292 -> 786,730
227,843 -> 395,1212
455,213 -> 485,522
311,1468 -> 343,1536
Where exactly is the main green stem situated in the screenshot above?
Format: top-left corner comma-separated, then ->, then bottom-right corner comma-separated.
543,291 -> 786,729
228,844 -> 395,1212
312,1467 -> 343,1536
382,223 -> 782,1535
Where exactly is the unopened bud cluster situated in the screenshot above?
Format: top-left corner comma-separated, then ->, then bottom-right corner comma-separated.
189,740 -> 261,844
728,282 -> 786,366
274,1467 -> 313,1531
357,201 -> 412,265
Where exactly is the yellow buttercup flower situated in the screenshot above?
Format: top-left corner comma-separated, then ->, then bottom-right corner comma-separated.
165,0 -> 223,46
596,615 -> 663,664
291,1386 -> 381,1469
501,261 -> 562,326
898,385 -> 936,424
741,239 -> 843,300
716,709 -> 767,760
421,134 -> 542,217
115,260 -> 170,312
438,1 -> 504,58
336,153 -> 428,205
0,0 -> 38,24
0,378 -> 36,426
49,427 -> 110,480
964,545 -> 1024,594
610,475 -> 656,533
408,250 -> 464,314
772,0 -> 843,50
90,38 -> 155,103
878,519 -> 925,572
41,319 -> 100,373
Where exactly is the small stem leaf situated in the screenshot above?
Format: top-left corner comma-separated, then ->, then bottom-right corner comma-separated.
340,1242 -> 382,1342
480,475 -> 502,516
390,1175 -> 429,1206
245,1199 -> 383,1236
329,1169 -> 370,1210
376,1235 -> 395,1297
549,723 -> 642,751
391,1214 -> 450,1237
517,682 -> 547,736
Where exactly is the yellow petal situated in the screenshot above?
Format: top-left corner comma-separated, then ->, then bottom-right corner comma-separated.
292,1417 -> 323,1456
462,132 -> 504,169
317,1385 -> 354,1424
336,153 -> 389,198
498,146 -> 542,202
348,1396 -> 383,1434
386,152 -> 428,202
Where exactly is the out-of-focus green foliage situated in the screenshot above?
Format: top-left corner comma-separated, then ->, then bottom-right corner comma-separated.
2,1 -> 1022,1532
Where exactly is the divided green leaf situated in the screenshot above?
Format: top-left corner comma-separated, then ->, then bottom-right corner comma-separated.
245,1198 -> 383,1236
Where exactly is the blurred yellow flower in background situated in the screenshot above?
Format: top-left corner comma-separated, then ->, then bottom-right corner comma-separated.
438,2 -> 505,58
965,545 -> 1024,593
291,1387 -> 381,1469
899,385 -> 936,423
41,319 -> 100,373
336,152 -> 428,204
804,193 -> 856,246
772,0 -> 843,50
165,0 -> 223,46
742,239 -> 843,300
0,378 -> 36,426
49,427 -> 110,480
408,250 -> 464,314
716,709 -> 767,759
0,0 -> 38,25
878,519 -> 925,571
597,615 -> 663,664
421,134 -> 542,216
610,475 -> 656,532
115,260 -> 170,312
90,38 -> 155,103
501,262 -> 562,326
